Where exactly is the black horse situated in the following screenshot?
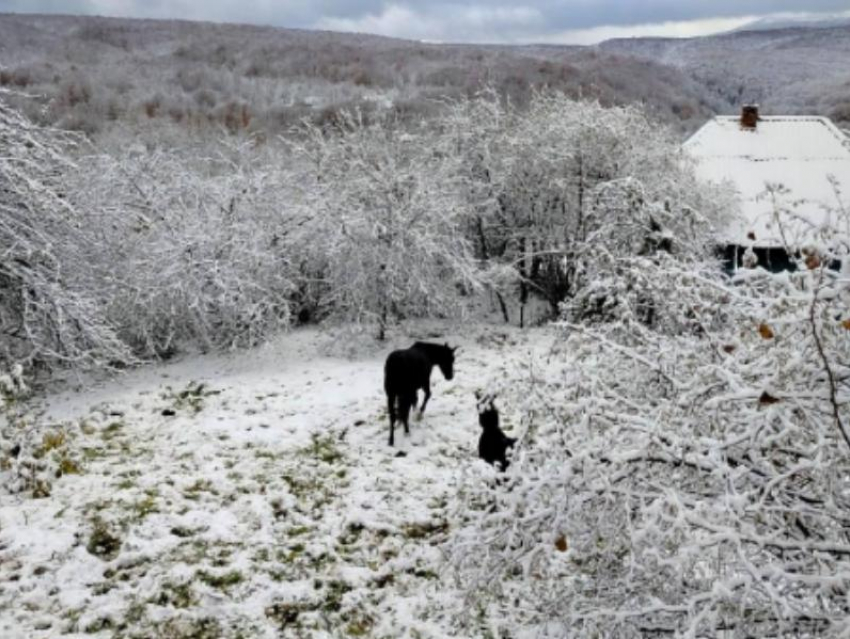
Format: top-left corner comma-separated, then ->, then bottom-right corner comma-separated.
384,341 -> 457,446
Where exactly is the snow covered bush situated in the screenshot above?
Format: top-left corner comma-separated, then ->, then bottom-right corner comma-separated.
562,174 -> 732,334
448,220 -> 850,636
0,363 -> 27,406
291,112 -> 482,339
2,94 -> 300,369
0,92 -> 131,370
445,92 -> 730,323
72,138 -> 299,357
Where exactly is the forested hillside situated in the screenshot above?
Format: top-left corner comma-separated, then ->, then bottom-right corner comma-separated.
0,13 -> 720,139
2,13 -> 848,142
601,25 -> 850,123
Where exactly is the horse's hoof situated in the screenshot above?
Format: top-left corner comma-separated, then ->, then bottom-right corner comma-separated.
395,451 -> 408,458
415,411 -> 423,422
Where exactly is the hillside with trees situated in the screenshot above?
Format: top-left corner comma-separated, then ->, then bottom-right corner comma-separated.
2,13 -> 848,142
0,13 -> 719,139
601,24 -> 850,123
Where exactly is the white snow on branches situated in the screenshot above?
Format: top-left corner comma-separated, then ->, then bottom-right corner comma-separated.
448,223 -> 850,637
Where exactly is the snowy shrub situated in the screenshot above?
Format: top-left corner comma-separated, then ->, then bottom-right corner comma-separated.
0,363 -> 27,407
72,138 -> 299,357
563,175 -> 732,334
2,94 -> 302,368
448,219 -> 850,636
291,112 -> 482,339
0,92 -> 131,370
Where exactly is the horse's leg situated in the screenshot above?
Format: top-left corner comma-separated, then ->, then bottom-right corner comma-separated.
418,381 -> 431,419
387,392 -> 396,447
400,393 -> 414,435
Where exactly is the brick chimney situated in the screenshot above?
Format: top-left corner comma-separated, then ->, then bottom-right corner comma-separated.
740,104 -> 759,130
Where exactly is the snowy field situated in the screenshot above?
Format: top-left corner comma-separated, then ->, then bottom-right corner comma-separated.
0,323 -> 553,638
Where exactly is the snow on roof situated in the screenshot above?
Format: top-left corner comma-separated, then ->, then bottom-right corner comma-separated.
684,115 -> 850,247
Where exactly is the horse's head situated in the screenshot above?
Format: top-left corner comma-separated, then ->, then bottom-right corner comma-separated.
439,343 -> 458,381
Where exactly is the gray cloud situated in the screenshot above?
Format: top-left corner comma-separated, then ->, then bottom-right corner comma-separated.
1,0 -> 848,42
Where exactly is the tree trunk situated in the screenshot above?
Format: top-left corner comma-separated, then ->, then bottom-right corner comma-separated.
476,216 -> 510,324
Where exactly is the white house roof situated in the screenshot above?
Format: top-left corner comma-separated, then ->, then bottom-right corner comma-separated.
684,115 -> 850,247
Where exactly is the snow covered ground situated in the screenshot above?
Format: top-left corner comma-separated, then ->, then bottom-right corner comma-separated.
0,323 -> 554,638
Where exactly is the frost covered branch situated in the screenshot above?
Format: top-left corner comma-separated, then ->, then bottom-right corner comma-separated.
447,205 -> 850,636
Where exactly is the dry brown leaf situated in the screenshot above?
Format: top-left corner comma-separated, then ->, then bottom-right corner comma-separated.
722,344 -> 736,354
555,535 -> 568,552
758,323 -> 775,339
805,254 -> 821,270
842,319 -> 850,331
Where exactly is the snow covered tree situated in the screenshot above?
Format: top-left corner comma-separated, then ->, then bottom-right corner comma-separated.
445,92 -> 730,324
291,112 -> 482,339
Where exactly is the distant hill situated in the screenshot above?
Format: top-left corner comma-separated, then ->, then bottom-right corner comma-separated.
0,13 -> 719,139
733,14 -> 850,33
599,25 -> 850,123
0,12 -> 847,141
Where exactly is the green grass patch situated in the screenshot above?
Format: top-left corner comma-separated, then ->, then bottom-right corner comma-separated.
83,616 -> 114,633
402,520 -> 449,540
302,433 -> 344,465
86,518 -> 122,560
265,602 -> 312,632
57,456 -> 82,476
161,382 -> 221,415
115,477 -> 136,490
318,579 -> 352,613
338,522 -> 364,546
196,569 -> 243,590
346,616 -> 375,637
152,616 -> 221,639
183,479 -> 217,500
151,582 -> 196,609
170,525 -> 204,538
129,494 -> 159,520
279,543 -> 306,563
102,421 -> 124,440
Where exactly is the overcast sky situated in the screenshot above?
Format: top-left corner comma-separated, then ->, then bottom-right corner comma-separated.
1,1 -> 849,44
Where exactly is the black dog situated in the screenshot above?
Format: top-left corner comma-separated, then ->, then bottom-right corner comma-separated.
476,392 -> 516,471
